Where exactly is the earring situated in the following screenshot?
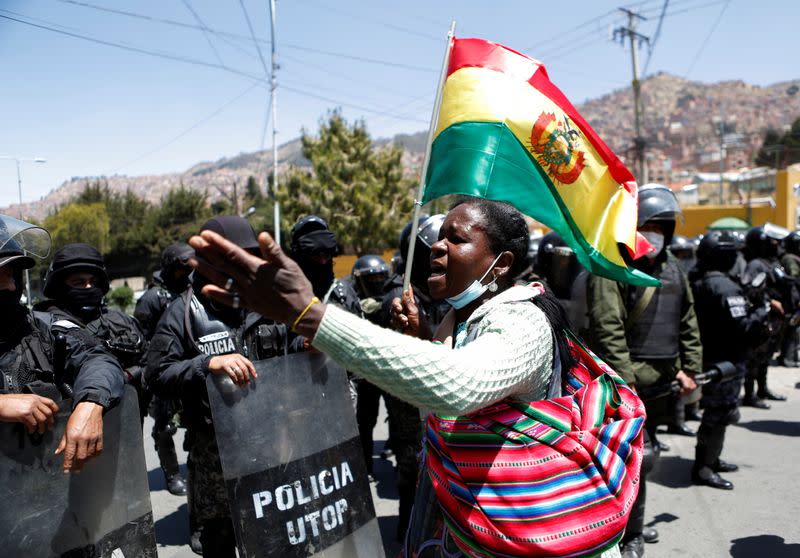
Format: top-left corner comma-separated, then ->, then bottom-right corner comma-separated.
488,281 -> 498,292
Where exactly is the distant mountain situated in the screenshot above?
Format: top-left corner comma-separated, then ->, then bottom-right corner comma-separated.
5,73 -> 799,220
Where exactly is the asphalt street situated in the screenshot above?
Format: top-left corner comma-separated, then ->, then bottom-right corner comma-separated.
145,366 -> 800,557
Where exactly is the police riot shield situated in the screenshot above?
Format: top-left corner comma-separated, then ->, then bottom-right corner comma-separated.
0,385 -> 156,557
207,353 -> 384,558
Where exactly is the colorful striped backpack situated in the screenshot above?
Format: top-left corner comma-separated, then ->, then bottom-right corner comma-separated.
424,331 -> 645,557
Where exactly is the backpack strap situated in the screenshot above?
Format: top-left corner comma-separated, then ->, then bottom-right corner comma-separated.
625,286 -> 656,330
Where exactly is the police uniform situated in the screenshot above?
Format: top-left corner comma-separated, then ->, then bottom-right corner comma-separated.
741,240 -> 791,405
779,231 -> 800,366
691,262 -> 769,489
145,215 -> 292,557
585,184 -> 702,558
0,218 -> 124,428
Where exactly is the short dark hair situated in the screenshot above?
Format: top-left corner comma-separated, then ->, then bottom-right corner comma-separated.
450,197 -> 529,278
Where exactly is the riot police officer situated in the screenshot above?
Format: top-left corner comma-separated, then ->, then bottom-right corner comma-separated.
34,243 -> 148,420
145,216 -> 293,557
289,215 -> 361,314
669,234 -> 697,274
586,184 -> 702,558
347,254 -> 392,483
691,231 -> 770,489
351,255 -> 390,324
0,215 -> 124,473
381,214 -> 449,542
779,230 -> 800,366
741,224 -> 791,407
134,243 -> 193,497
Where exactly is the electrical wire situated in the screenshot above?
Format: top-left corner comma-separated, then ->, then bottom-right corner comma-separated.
0,11 -> 266,83
237,0 -> 271,80
53,0 -> 436,72
684,0 -> 731,77
642,0 -> 669,76
180,0 -> 226,67
105,82 -> 263,174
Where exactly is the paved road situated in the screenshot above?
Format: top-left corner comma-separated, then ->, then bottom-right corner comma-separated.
145,366 -> 800,557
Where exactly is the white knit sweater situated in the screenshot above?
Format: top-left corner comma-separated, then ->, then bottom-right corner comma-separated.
312,284 -> 554,415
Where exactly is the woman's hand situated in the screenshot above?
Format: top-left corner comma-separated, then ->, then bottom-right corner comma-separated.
208,354 -> 257,385
0,393 -> 59,433
390,286 -> 432,339
56,401 -> 104,473
188,231 -> 325,338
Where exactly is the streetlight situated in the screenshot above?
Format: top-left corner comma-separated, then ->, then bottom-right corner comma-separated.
0,155 -> 47,307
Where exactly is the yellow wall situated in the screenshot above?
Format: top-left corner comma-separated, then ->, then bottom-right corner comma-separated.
676,166 -> 799,236
333,250 -> 397,279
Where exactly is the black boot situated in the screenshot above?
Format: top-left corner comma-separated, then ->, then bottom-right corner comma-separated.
667,397 -> 696,436
642,526 -> 659,543
167,473 -> 188,496
741,395 -> 770,409
757,389 -> 787,401
620,536 -> 645,558
155,427 -> 187,495
693,424 -> 734,490
713,459 -> 739,473
685,402 -> 702,422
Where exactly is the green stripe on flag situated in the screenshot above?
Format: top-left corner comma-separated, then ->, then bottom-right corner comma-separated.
423,121 -> 658,286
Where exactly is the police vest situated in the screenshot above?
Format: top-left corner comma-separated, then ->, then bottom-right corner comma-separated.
626,258 -> 684,360
185,293 -> 242,357
183,292 -> 289,360
0,316 -> 58,395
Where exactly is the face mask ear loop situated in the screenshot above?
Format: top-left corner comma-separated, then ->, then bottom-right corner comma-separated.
480,254 -> 503,292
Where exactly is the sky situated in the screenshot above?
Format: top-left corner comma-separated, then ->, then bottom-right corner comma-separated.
0,0 -> 797,208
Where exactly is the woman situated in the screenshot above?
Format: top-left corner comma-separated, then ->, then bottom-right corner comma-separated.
190,198 -> 625,557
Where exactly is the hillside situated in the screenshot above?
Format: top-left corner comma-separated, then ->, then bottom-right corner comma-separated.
5,73 -> 799,221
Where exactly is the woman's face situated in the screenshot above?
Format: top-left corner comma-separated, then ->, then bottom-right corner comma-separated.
427,204 -> 497,300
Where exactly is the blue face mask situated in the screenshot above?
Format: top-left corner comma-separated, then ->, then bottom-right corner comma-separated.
445,254 -> 502,310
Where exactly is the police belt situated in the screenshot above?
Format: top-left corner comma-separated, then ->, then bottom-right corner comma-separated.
637,361 -> 739,402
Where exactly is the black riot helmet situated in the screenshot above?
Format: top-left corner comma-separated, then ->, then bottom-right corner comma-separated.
402,214 -> 443,295
398,213 -> 430,266
535,231 -> 581,299
637,184 -> 683,227
744,223 -> 789,260
697,230 -> 739,272
0,214 -> 50,271
161,243 -> 194,271
351,255 -> 390,298
290,215 -> 339,258
43,243 -> 110,299
784,230 -> 800,256
669,234 -> 696,273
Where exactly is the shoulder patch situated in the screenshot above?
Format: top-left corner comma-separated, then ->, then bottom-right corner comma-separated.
52,319 -> 81,330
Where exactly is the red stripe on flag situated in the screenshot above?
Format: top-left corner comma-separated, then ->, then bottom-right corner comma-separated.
447,37 -> 543,83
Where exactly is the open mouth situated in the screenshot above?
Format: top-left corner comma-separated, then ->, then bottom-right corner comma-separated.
429,261 -> 446,277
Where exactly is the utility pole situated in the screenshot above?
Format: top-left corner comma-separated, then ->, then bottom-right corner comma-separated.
615,8 -> 650,183
717,102 -> 726,204
268,0 -> 281,245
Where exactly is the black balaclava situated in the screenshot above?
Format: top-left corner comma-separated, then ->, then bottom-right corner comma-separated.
161,243 -> 194,292
196,216 -> 259,320
44,243 -> 110,321
295,230 -> 338,298
0,267 -> 24,314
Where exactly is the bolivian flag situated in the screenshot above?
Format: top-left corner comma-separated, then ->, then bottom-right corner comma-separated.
422,37 -> 657,286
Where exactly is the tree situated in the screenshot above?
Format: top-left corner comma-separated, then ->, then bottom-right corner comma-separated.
149,185 -> 211,260
755,117 -> 800,168
278,111 -> 415,254
44,202 -> 111,252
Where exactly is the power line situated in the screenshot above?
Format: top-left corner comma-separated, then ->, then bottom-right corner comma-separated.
180,0 -> 226,67
643,0 -> 669,76
684,0 -> 731,77
106,82 -> 263,175
281,85 -> 429,124
53,0 -> 436,73
237,0 -> 270,79
0,11 -> 266,83
295,0 -> 441,42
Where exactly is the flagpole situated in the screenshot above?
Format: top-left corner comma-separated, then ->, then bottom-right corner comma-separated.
402,20 -> 456,294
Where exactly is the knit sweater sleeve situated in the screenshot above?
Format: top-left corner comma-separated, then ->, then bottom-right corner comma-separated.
311,301 -> 553,415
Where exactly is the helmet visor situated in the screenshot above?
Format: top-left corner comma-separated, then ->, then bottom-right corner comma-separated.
0,215 -> 51,259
